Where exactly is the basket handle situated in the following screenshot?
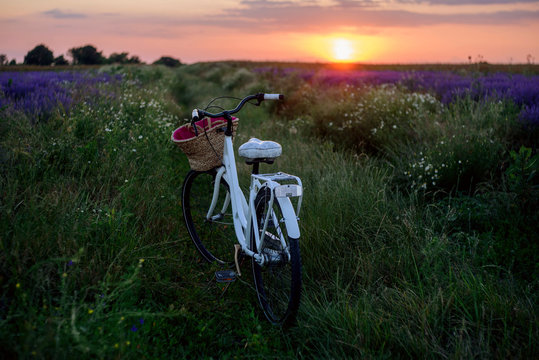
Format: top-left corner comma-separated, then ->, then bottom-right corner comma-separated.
187,118 -> 228,138
188,123 -> 205,135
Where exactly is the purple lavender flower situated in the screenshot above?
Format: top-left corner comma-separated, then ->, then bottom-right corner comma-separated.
255,67 -> 539,108
0,71 -> 121,123
518,104 -> 539,128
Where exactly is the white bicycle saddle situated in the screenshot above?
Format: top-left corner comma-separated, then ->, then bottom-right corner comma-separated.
238,138 -> 282,161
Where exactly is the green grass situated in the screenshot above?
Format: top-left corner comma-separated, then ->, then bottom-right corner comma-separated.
1,64 -> 537,359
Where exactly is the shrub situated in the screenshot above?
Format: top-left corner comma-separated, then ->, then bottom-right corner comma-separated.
307,84 -> 442,154
402,133 -> 504,194
506,146 -> 539,199
223,68 -> 255,91
153,56 -> 182,67
54,55 -> 69,66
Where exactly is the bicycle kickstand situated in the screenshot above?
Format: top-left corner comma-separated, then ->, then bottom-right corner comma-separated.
234,244 -> 242,277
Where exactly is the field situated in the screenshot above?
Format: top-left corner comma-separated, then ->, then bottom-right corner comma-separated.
1,62 -> 538,358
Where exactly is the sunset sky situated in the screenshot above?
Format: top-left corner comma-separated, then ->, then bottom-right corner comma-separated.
1,0 -> 538,64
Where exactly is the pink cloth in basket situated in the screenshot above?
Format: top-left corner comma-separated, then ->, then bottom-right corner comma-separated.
172,117 -> 237,142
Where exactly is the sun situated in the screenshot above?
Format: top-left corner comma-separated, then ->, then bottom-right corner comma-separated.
332,38 -> 354,62
298,34 -> 377,63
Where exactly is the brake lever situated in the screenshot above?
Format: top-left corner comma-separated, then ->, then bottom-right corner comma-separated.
257,93 -> 266,106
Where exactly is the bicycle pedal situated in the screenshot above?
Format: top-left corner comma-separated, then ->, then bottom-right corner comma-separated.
215,269 -> 237,283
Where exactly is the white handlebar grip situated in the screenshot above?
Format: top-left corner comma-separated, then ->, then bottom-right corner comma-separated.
264,94 -> 283,100
192,109 -> 199,120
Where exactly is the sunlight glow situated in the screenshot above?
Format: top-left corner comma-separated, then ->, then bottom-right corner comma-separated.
332,39 -> 354,61
297,34 -> 378,63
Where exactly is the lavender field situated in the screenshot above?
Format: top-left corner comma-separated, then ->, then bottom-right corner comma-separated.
1,63 -> 538,358
0,71 -> 122,123
256,66 -> 539,124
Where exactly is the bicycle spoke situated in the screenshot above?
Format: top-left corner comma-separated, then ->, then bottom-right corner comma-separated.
183,170 -> 236,265
251,187 -> 301,326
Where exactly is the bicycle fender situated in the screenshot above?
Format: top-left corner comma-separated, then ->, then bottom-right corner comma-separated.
276,197 -> 300,239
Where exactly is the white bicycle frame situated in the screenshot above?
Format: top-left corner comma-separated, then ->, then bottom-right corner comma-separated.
206,133 -> 303,265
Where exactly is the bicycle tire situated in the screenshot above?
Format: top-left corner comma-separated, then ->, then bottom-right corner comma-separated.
251,187 -> 302,327
182,169 -> 236,265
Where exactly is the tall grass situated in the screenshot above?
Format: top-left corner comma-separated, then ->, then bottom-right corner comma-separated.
252,118 -> 537,358
1,64 -> 537,358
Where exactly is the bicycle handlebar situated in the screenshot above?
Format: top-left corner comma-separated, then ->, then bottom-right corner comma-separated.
263,94 -> 283,101
191,93 -> 283,122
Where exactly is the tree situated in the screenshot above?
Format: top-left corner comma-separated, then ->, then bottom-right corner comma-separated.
69,45 -> 104,65
0,54 -> 7,66
54,55 -> 69,66
108,52 -> 129,64
127,55 -> 141,64
24,44 -> 54,65
153,56 -> 182,67
108,52 -> 142,64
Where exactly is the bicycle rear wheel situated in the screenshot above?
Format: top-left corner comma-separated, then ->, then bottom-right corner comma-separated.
251,187 -> 302,327
182,169 -> 236,265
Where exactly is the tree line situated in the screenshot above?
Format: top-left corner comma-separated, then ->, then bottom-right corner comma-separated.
0,44 -> 182,67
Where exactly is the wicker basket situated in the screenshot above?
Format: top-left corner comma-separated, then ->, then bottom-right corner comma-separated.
171,117 -> 238,171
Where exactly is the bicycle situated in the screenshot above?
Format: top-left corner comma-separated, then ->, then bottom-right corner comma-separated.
173,93 -> 303,326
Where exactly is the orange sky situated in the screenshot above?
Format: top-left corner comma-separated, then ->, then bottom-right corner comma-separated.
1,0 -> 538,64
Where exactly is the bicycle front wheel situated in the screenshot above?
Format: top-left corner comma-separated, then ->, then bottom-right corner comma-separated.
182,169 -> 236,265
251,187 -> 302,327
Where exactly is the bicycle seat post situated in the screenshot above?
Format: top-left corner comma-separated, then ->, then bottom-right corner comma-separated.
252,162 -> 260,175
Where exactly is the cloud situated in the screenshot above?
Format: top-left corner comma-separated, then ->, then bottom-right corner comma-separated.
399,0 -> 539,5
30,1 -> 539,41
212,1 -> 539,32
41,9 -> 87,19
331,0 -> 539,5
